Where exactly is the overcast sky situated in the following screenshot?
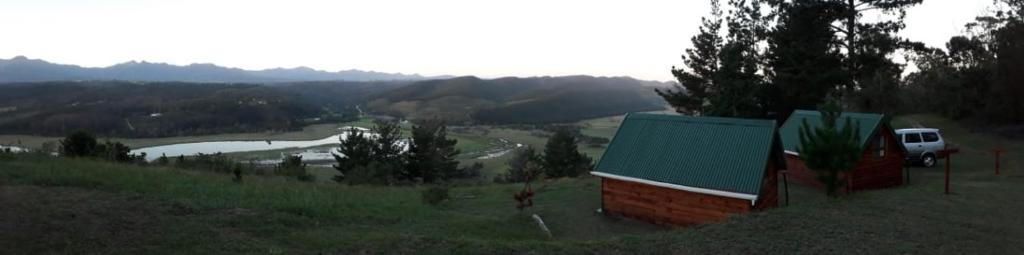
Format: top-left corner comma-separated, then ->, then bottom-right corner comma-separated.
0,0 -> 993,81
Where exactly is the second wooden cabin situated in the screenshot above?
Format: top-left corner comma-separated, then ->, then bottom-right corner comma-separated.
779,110 -> 907,193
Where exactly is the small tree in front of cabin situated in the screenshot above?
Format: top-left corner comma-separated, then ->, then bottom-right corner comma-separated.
798,101 -> 862,197
542,127 -> 593,178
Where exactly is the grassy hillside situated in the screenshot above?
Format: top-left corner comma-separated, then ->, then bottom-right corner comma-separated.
2,114 -> 1022,254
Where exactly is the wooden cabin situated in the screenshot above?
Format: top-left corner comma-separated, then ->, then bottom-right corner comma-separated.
779,110 -> 907,193
591,113 -> 786,226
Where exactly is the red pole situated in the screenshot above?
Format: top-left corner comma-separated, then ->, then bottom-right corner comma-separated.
944,145 -> 951,195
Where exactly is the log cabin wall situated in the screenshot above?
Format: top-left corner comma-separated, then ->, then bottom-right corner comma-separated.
601,178 -> 753,226
849,126 -> 905,191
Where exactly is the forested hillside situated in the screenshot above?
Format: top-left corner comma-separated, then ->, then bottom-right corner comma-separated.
0,81 -> 319,137
367,76 -> 667,124
0,76 -> 668,137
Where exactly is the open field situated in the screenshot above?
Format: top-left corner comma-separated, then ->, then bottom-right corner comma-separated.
2,114 -> 1023,253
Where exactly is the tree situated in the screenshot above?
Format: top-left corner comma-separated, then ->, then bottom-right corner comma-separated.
986,2 -> 1024,123
277,155 -> 314,182
765,0 -> 848,121
97,140 -> 132,163
404,119 -> 460,183
369,119 -> 405,183
657,0 -> 723,115
797,101 -> 862,197
541,127 -> 593,178
371,119 -> 404,162
60,131 -> 99,157
657,0 -> 769,118
333,127 -> 374,182
502,146 -> 541,183
820,0 -> 922,112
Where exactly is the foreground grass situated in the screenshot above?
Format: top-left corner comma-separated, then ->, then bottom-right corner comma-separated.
2,114 -> 1023,254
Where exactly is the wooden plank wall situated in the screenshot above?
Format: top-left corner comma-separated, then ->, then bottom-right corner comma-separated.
601,178 -> 752,226
850,127 -> 905,191
784,127 -> 905,192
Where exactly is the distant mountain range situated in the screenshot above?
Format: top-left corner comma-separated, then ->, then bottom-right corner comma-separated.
0,56 -> 449,83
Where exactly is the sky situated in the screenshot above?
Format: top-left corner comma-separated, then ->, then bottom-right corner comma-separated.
0,0 -> 994,81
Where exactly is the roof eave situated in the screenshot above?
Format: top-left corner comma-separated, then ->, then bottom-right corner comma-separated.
591,171 -> 759,204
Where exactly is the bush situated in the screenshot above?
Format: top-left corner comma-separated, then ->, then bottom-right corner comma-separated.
500,146 -> 541,183
59,131 -> 98,157
276,155 -> 314,182
58,131 -> 138,163
421,186 -> 450,205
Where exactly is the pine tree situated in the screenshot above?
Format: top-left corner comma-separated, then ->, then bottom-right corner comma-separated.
797,101 -> 862,197
656,0 -> 722,115
765,0 -> 848,121
333,127 -> 374,182
405,119 -> 460,183
541,127 -> 593,178
658,0 -> 769,118
824,0 -> 922,111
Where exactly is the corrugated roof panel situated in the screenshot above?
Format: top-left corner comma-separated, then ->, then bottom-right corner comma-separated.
593,113 -> 779,195
779,110 -> 884,152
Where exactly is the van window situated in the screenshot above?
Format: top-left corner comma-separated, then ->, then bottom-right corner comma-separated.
922,132 -> 940,142
905,133 -> 922,143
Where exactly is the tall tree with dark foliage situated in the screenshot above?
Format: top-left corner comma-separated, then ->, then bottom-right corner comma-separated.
541,127 -> 593,178
657,0 -> 769,118
404,119 -> 460,183
764,0 -> 848,121
333,127 -> 374,182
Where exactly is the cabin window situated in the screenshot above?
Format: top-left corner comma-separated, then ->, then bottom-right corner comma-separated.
876,135 -> 886,158
922,132 -> 940,142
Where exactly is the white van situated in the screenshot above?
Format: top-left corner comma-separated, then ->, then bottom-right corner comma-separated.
895,128 -> 946,167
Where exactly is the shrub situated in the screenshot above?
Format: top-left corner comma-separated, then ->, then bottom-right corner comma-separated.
276,155 -> 314,182
59,131 -> 98,157
501,146 -> 541,183
156,154 -> 170,165
421,186 -> 450,205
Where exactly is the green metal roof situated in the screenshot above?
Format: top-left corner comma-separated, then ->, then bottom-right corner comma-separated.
593,113 -> 781,196
778,110 -> 884,153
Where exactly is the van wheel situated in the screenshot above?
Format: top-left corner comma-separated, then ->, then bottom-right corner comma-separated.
922,154 -> 937,167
